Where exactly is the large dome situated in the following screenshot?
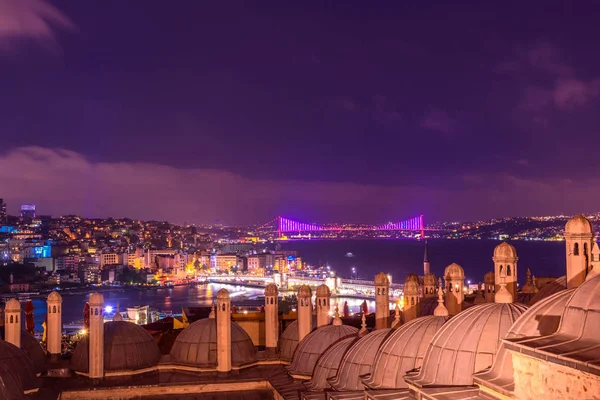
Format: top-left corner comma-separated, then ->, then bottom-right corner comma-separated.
565,214 -> 593,234
329,328 -> 391,391
474,288 -> 575,395
21,332 -> 46,374
528,276 -> 566,305
279,320 -> 299,362
170,317 -> 255,367
0,360 -> 23,400
0,340 -> 37,393
493,242 -> 517,260
364,316 -> 448,389
303,336 -> 356,391
407,303 -> 527,387
72,321 -> 161,372
286,324 -> 358,377
506,273 -> 600,370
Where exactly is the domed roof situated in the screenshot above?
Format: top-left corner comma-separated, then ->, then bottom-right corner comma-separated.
47,291 -> 62,302
473,288 -> 574,395
89,292 -> 104,304
329,328 -> 391,391
286,324 -> 358,377
304,336 -> 356,391
484,271 -> 495,284
298,285 -> 312,298
72,321 -> 161,372
170,318 -> 255,367
528,276 -> 567,306
279,320 -> 300,362
506,273 -> 600,371
364,316 -> 449,389
216,288 -> 230,299
316,284 -> 331,297
0,340 -> 37,392
264,283 -> 278,296
444,263 -> 464,278
407,302 -> 527,387
405,273 -> 419,283
20,332 -> 46,374
5,299 -> 20,311
374,272 -> 389,286
493,242 -> 517,260
423,273 -> 436,286
565,214 -> 593,235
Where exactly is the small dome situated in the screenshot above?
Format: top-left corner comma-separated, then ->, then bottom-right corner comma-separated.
216,288 -> 230,299
20,332 -> 46,374
304,336 -> 356,391
405,273 -> 419,283
474,288 -> 575,394
47,291 -> 62,302
444,263 -> 464,279
507,273 -> 600,369
170,318 -> 255,367
423,273 -> 436,286
484,271 -> 495,284
329,328 -> 391,391
89,292 -> 104,304
72,321 -> 161,372
298,285 -> 312,298
286,324 -> 358,377
528,276 -> 567,306
407,302 -> 527,387
279,320 -> 300,362
493,242 -> 517,260
264,283 -> 278,296
5,299 -> 20,311
364,316 -> 449,389
316,284 -> 331,298
374,272 -> 390,286
565,214 -> 593,235
0,340 -> 37,392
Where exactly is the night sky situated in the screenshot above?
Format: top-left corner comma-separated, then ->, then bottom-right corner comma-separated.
1,1 -> 600,225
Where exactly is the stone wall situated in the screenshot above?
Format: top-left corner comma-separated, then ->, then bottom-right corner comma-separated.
511,352 -> 600,400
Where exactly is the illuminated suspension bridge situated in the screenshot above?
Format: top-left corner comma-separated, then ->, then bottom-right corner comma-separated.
257,215 -> 425,236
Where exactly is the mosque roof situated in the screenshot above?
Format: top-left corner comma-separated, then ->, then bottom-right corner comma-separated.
374,272 -> 389,286
405,273 -> 419,283
47,291 -> 62,302
423,272 -> 436,286
493,242 -> 517,260
304,336 -> 356,391
316,284 -> 331,297
505,273 -> 600,375
473,288 -> 575,396
565,214 -> 593,235
528,276 -> 567,306
265,283 -> 278,296
170,317 -> 255,367
363,315 -> 449,389
20,331 -> 46,374
328,328 -> 391,391
298,285 -> 312,298
0,340 -> 38,393
279,320 -> 300,362
286,324 -> 358,377
444,263 -> 464,278
0,360 -> 23,400
72,321 -> 161,372
406,302 -> 527,388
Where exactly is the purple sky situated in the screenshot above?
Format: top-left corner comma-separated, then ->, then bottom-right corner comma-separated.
1,1 -> 600,225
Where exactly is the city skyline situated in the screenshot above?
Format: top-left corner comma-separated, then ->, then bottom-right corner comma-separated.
3,2 -> 600,224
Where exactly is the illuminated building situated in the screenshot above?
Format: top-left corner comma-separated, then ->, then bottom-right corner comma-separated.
19,204 -> 36,221
0,198 -> 6,223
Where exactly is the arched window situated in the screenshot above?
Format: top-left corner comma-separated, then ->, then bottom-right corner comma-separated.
574,242 -> 580,256
499,265 -> 504,275
94,308 -> 98,315
53,305 -> 57,313
222,304 -> 225,311
584,243 -> 588,256
9,316 -> 13,323
48,307 -> 51,313
411,297 -> 414,306
15,316 -> 18,323
507,265 -> 512,276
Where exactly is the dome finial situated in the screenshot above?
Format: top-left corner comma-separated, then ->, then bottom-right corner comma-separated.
209,302 -> 215,318
333,303 -> 342,326
113,301 -> 123,321
433,285 -> 449,316
391,302 -> 402,328
358,312 -> 368,336
495,269 -> 513,303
